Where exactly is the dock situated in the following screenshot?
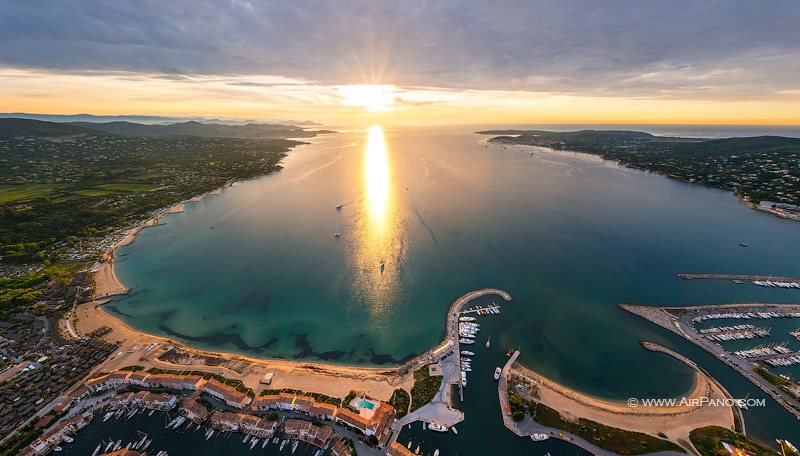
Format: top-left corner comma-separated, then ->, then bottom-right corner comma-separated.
677,273 -> 800,282
391,288 -> 512,440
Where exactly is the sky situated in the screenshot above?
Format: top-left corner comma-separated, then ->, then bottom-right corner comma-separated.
0,0 -> 799,125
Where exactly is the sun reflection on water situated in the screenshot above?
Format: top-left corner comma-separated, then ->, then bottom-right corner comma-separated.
352,125 -> 401,317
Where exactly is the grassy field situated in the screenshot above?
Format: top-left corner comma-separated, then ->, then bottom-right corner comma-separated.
409,367 -> 442,412
689,426 -> 779,456
388,388 -> 410,417
0,183 -> 66,203
532,402 -> 684,455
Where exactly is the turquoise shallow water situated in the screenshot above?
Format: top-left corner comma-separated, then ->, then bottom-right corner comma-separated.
110,126 -> 800,443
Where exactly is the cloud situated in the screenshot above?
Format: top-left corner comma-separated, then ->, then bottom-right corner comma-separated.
0,0 -> 798,100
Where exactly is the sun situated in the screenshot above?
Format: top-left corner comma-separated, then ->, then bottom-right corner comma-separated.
339,84 -> 397,112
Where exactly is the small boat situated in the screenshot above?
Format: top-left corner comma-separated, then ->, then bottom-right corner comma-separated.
428,422 -> 448,432
380,261 -> 385,273
336,203 -> 344,210
530,433 -> 550,441
292,440 -> 299,453
461,371 -> 467,387
251,438 -> 260,449
334,232 -> 341,238
459,338 -> 474,344
103,412 -> 114,422
262,438 -> 269,449
62,436 -> 74,443
485,336 -> 491,348
209,225 -> 215,229
415,445 -> 421,454
53,447 -> 62,452
434,450 -> 439,456
461,350 -> 474,356
105,441 -> 114,452
280,439 -> 288,451
739,243 -> 748,247
451,426 -> 457,434
459,316 -> 476,322
92,443 -> 102,456
148,409 -> 155,416
494,367 -> 502,380
422,422 -> 427,430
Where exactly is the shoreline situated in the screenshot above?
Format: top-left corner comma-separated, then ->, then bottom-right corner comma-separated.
507,343 -> 735,452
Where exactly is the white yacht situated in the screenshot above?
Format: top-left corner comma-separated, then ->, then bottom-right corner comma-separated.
428,422 -> 448,432
461,350 -> 474,356
494,367 -> 502,380
530,433 -> 550,441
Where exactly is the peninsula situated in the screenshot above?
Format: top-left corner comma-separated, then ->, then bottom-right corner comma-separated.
478,130 -> 800,221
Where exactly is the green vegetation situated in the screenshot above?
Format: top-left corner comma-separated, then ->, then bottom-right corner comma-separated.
481,130 -> 800,207
259,388 -> 343,406
118,365 -> 146,372
0,423 -> 43,456
409,367 -> 442,412
754,366 -> 790,386
388,388 -> 410,418
0,119 -> 303,267
689,426 -> 779,456
531,402 -> 684,455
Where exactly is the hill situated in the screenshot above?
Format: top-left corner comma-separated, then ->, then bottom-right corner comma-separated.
67,120 -> 327,138
479,129 -> 800,209
0,118 -> 106,139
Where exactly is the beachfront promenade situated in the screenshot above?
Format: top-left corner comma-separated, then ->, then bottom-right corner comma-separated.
391,288 -> 512,439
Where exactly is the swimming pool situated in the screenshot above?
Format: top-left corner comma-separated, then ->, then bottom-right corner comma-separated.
355,400 -> 375,410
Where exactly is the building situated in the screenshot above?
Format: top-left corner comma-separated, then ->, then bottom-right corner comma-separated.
333,403 -> 396,447
208,411 -> 276,437
308,402 -> 337,420
85,372 -> 131,392
131,391 -> 177,410
201,378 -> 252,409
330,438 -> 355,456
250,394 -> 280,412
386,441 -> 415,456
283,419 -> 333,448
182,399 -> 211,424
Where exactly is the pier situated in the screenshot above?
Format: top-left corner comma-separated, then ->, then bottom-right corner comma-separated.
391,288 -> 512,440
677,273 -> 800,282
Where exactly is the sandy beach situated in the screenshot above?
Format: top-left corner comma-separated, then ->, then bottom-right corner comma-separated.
93,201 -> 185,298
510,357 -> 734,448
79,186 -> 414,401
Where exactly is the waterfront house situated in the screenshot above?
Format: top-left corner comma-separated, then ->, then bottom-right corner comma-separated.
201,378 -> 252,409
283,419 -> 333,448
250,394 -> 280,412
85,372 -> 130,392
386,441 -> 415,456
132,391 -> 177,410
182,399 -> 211,423
308,402 -> 338,420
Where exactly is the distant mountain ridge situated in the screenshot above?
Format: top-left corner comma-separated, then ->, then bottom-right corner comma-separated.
0,112 -> 322,126
66,120 -> 320,138
0,118 -> 105,138
0,118 -> 331,139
